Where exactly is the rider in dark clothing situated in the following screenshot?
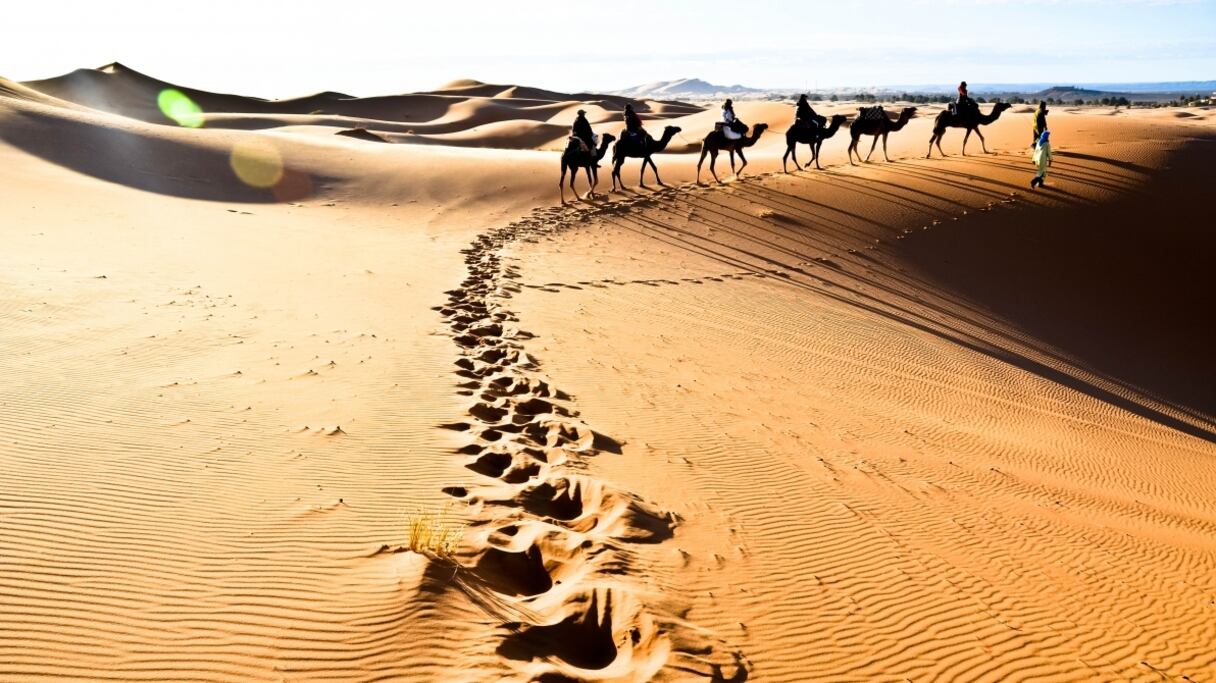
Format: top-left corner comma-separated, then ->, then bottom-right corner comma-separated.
795,94 -> 825,129
623,104 -> 649,141
572,109 -> 595,152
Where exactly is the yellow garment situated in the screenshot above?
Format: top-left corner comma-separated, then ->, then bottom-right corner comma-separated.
1033,141 -> 1051,175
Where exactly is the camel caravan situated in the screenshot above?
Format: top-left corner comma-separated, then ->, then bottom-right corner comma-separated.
560,80 -> 1021,200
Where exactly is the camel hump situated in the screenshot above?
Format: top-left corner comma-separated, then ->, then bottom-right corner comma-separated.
858,106 -> 888,121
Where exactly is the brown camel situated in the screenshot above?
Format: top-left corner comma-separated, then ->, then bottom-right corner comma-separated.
926,101 -> 1012,157
697,123 -> 770,183
559,133 -> 615,202
783,114 -> 848,172
610,125 -> 681,191
848,106 -> 917,165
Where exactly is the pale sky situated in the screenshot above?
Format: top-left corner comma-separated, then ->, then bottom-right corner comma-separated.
2,0 -> 1213,97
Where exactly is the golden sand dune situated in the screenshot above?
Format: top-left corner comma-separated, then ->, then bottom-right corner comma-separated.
1,66 -> 1214,681
22,64 -> 697,152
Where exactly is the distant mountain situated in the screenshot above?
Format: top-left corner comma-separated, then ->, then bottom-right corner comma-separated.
612,78 -> 768,100
881,81 -> 1216,96
1031,86 -> 1131,101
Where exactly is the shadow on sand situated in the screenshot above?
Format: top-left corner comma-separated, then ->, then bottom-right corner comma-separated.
579,144 -> 1215,443
0,108 -> 334,203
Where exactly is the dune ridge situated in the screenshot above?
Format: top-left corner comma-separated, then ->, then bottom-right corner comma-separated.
20,64 -> 703,151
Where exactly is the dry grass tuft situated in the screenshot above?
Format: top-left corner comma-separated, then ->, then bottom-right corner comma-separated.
405,505 -> 464,558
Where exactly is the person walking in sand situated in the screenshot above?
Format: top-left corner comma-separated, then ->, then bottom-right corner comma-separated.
1030,129 -> 1052,188
1032,100 -> 1049,148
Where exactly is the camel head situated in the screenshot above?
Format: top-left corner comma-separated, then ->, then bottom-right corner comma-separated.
663,125 -> 682,135
603,133 -> 617,143
830,114 -> 847,126
993,102 -> 1013,114
753,123 -> 770,133
901,107 -> 918,119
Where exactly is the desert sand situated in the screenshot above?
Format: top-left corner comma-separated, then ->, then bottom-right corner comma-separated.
1,63 -> 1214,682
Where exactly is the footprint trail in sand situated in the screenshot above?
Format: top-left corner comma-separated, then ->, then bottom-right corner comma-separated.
434,197 -> 749,681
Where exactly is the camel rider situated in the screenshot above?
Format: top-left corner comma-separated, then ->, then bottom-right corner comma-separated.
623,103 -> 649,142
721,99 -> 743,141
795,94 -> 826,130
954,81 -> 976,116
572,109 -> 598,154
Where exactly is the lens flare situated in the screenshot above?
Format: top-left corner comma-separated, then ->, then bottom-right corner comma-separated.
157,89 -> 204,128
229,140 -> 284,189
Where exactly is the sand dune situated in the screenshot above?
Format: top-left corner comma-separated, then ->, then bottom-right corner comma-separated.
21,65 -> 698,152
2,66 -> 1214,682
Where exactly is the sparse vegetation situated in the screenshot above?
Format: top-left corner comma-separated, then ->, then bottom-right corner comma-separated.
405,505 -> 465,557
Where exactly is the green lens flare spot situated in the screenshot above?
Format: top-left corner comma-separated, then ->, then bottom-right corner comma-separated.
157,89 -> 204,128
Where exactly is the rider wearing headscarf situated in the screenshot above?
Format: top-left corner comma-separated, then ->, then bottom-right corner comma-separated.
624,103 -> 646,138
722,99 -> 742,140
795,94 -> 823,129
572,109 -> 596,152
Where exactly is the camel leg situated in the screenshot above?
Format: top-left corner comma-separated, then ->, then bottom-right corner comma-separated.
709,150 -> 722,183
927,133 -> 937,159
976,128 -> 989,153
936,134 -> 947,158
962,129 -> 972,155
559,163 -> 567,202
848,136 -> 859,166
736,149 -> 748,177
729,150 -> 737,175
813,140 -> 823,170
883,132 -> 892,162
865,135 -> 879,162
649,158 -> 666,187
783,144 -> 797,172
696,147 -> 708,184
639,157 -> 649,189
583,166 -> 594,199
611,158 -> 624,191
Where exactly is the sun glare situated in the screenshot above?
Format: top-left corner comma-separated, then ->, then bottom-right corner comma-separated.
156,89 -> 204,128
229,140 -> 284,189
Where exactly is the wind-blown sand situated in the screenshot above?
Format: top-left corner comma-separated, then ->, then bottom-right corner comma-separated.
1,63 -> 1214,681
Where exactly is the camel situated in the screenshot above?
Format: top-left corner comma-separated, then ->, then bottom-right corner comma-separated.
847,106 -> 917,165
782,114 -> 848,172
697,123 -> 770,183
610,125 -> 681,191
926,101 -> 1012,157
559,133 -> 615,202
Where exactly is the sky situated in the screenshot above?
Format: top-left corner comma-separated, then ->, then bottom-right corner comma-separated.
2,0 -> 1213,97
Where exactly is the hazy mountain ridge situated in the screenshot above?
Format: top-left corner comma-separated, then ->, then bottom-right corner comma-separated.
614,78 -> 1216,102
